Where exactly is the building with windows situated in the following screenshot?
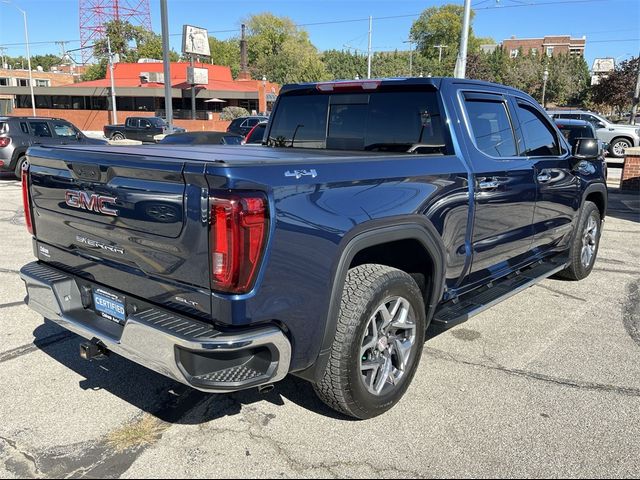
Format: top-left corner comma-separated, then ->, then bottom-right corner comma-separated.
0,62 -> 279,131
502,35 -> 586,58
0,68 -> 77,115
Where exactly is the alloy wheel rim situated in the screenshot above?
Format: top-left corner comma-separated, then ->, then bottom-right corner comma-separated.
613,142 -> 627,156
581,214 -> 599,268
359,296 -> 417,396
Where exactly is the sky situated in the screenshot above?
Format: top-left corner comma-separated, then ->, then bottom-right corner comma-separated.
0,0 -> 638,69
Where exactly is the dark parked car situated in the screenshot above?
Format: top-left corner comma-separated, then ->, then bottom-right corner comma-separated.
243,121 -> 267,145
103,117 -> 185,143
0,116 -> 107,177
226,116 -> 269,136
158,131 -> 244,145
21,77 -> 607,419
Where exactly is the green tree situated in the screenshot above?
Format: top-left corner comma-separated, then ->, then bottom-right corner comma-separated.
591,56 -> 639,115
245,13 -> 328,84
321,49 -> 367,80
81,61 -> 107,81
208,37 -> 241,78
93,20 -> 178,63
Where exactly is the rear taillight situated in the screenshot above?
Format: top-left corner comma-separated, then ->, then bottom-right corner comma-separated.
0,137 -> 10,148
316,80 -> 381,92
210,192 -> 268,294
21,163 -> 34,235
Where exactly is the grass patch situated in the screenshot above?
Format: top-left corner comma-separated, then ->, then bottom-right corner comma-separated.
106,415 -> 167,453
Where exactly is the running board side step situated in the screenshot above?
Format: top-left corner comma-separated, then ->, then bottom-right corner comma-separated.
430,257 -> 568,333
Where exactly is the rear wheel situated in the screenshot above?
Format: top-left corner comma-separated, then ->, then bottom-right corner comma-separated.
558,201 -> 602,280
111,133 -> 125,141
14,155 -> 26,179
313,264 -> 426,419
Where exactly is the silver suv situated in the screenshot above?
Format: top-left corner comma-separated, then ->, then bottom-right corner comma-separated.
547,109 -> 640,158
0,116 -> 108,178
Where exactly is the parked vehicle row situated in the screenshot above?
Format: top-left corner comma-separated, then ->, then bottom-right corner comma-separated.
20,77 -> 607,419
547,108 -> 640,158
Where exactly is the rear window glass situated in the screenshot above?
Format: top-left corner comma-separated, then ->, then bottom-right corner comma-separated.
557,124 -> 595,144
20,122 -> 29,134
267,89 -> 450,154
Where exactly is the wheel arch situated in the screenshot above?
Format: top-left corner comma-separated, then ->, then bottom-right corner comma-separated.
295,215 -> 446,383
582,182 -> 607,219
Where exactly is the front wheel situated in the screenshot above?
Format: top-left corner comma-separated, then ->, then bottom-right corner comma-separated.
558,201 -> 602,280
609,138 -> 631,158
314,264 -> 426,419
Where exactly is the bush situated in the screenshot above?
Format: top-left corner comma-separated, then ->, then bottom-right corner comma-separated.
220,106 -> 250,120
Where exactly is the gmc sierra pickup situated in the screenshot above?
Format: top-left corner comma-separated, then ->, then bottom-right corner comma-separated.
20,78 -> 607,419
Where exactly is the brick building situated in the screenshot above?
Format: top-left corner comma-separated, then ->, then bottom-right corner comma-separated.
0,68 -> 77,114
0,62 -> 279,131
502,35 -> 586,58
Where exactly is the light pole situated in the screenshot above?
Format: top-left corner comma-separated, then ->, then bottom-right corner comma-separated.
542,68 -> 549,108
3,0 -> 36,115
453,0 -> 472,78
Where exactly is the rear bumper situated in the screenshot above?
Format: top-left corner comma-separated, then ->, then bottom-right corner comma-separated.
19,261 -> 292,393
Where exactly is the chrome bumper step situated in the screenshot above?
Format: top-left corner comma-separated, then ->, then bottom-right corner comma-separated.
20,262 -> 292,393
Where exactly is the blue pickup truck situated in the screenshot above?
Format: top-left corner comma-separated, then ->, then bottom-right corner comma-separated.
19,78 -> 607,419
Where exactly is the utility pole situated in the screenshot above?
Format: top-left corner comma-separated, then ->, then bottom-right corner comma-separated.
453,0 -> 472,78
434,44 -> 448,63
630,51 -> 640,125
190,55 -> 196,120
403,38 -> 414,77
367,16 -> 372,79
0,47 -> 6,69
160,0 -> 173,133
107,36 -> 118,125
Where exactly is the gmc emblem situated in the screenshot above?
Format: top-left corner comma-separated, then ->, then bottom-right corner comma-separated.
65,190 -> 119,217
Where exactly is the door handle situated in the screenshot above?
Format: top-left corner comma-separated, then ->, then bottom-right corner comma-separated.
478,178 -> 501,191
537,172 -> 552,183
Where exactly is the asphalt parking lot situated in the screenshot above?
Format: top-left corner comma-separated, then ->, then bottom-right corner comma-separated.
0,175 -> 639,479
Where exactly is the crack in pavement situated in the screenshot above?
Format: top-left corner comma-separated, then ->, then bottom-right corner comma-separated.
0,436 -> 42,478
0,300 -> 25,309
0,267 -> 20,275
0,331 -> 75,365
534,284 -> 587,302
593,267 -> 640,275
424,347 -> 640,398
622,279 -> 640,348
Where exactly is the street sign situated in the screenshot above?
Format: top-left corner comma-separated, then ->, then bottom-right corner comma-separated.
182,25 -> 211,57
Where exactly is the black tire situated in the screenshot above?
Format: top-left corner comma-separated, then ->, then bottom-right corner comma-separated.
14,155 -> 26,179
609,138 -> 632,158
557,201 -> 602,280
111,133 -> 125,141
313,264 -> 426,419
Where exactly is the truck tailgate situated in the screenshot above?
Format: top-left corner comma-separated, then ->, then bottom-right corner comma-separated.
26,145 -> 213,318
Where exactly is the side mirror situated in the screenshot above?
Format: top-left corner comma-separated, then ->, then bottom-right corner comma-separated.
145,124 -> 151,129
595,122 -> 606,129
76,131 -> 83,141
572,138 -> 599,159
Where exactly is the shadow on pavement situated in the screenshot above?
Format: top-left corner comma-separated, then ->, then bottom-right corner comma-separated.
33,319 -> 354,424
606,189 -> 640,223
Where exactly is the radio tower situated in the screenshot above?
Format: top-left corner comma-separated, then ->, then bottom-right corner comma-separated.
79,0 -> 152,64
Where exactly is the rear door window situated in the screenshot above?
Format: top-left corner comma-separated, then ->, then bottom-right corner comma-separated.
268,89 -> 450,153
514,100 -> 560,156
28,121 -> 52,138
463,96 -> 517,157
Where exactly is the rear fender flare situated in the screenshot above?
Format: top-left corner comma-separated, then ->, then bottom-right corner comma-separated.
299,215 -> 446,383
